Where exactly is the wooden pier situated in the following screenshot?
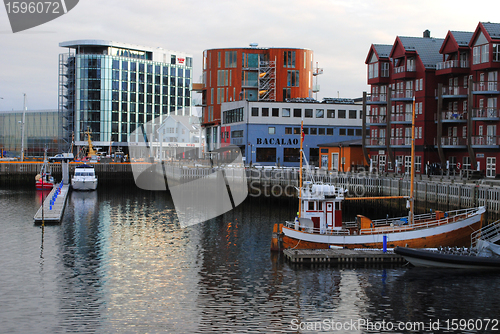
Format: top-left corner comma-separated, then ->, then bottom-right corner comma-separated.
283,248 -> 405,266
34,183 -> 70,224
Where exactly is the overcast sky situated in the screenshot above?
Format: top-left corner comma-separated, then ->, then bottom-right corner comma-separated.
0,0 -> 498,111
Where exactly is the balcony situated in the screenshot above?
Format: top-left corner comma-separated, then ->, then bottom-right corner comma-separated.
392,90 -> 414,101
471,136 -> 500,148
390,137 -> 410,147
439,111 -> 467,123
473,81 -> 500,94
392,64 -> 416,80
365,138 -> 386,147
471,108 -> 500,121
366,93 -> 388,104
435,85 -> 468,98
391,113 -> 412,123
435,136 -> 467,148
435,60 -> 470,75
366,115 -> 387,125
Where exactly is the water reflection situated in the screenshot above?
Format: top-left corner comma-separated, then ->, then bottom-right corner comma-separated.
3,187 -> 500,333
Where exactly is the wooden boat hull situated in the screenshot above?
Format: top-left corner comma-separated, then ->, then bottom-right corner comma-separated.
281,208 -> 485,250
394,246 -> 500,269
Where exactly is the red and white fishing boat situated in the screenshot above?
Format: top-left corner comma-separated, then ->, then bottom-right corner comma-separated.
35,151 -> 55,190
271,98 -> 486,251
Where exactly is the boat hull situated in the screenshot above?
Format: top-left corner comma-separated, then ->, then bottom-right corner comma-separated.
71,179 -> 97,191
281,209 -> 485,250
394,247 -> 500,269
36,182 -> 54,190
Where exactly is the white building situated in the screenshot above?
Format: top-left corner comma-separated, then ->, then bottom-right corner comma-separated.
157,115 -> 203,160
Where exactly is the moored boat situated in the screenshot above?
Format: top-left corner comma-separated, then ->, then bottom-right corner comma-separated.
394,247 -> 500,270
71,164 -> 98,191
271,98 -> 486,251
35,154 -> 54,190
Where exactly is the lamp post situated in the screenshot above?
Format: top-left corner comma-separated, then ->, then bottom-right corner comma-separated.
20,94 -> 27,161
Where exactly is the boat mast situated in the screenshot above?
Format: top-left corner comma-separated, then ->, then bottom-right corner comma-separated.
298,120 -> 304,218
409,96 -> 416,224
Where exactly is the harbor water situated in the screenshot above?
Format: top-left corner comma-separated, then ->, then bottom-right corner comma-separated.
1,186 -> 500,333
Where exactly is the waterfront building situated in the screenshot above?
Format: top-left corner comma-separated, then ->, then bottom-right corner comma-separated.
318,139 -> 367,171
221,99 -> 363,167
364,22 -> 500,177
156,115 -> 203,160
200,45 -> 315,151
58,40 -> 193,155
0,109 -> 59,158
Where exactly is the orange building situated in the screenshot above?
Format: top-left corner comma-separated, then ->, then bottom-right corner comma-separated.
201,45 -> 314,151
319,139 -> 368,171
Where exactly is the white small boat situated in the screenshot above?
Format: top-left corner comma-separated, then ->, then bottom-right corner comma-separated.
71,164 -> 97,191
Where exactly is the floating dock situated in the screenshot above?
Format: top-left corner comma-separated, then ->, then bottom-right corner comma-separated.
34,183 -> 70,224
283,248 -> 405,266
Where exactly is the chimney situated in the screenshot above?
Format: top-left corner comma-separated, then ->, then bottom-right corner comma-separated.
423,29 -> 430,38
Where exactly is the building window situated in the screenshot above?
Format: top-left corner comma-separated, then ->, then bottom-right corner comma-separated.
304,109 -> 313,118
251,107 -> 259,116
285,127 -> 292,134
283,148 -> 300,162
318,128 -> 325,135
293,108 -> 301,117
381,62 -> 390,77
268,127 -> 275,134
339,128 -> 346,136
282,108 -> 290,117
415,156 -> 422,173
283,88 -> 291,100
294,127 -> 301,134
327,109 -> 335,118
349,110 -> 357,119
272,108 -> 279,117
338,110 -> 346,118
284,51 -> 296,68
256,148 -> 276,162
493,44 -> 500,62
347,129 -> 354,136
287,70 -> 299,86
316,109 -> 324,118
262,108 -> 269,117
225,51 -> 237,68
310,128 -> 317,135
327,128 -> 333,135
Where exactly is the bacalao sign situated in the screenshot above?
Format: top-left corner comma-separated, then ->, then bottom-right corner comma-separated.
256,137 -> 299,146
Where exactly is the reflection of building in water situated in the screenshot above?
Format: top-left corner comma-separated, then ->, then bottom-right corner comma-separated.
157,115 -> 204,160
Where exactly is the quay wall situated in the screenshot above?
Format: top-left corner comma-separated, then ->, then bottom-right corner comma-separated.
2,163 -> 500,214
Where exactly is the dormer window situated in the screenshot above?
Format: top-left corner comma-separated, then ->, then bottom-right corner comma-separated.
368,62 -> 379,79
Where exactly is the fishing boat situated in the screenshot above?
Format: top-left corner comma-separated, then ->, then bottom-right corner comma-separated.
35,153 -> 54,190
271,98 -> 486,251
71,164 -> 98,191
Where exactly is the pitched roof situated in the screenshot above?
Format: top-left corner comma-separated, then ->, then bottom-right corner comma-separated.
163,115 -> 201,132
396,36 -> 444,69
317,139 -> 363,147
449,31 -> 473,46
373,44 -> 392,59
482,22 -> 500,39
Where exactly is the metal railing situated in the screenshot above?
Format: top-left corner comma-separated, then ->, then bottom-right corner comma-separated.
473,81 -> 499,92
471,108 -> 499,118
436,59 -> 469,70
471,136 -> 500,146
283,220 -> 350,236
436,136 -> 467,146
471,219 -> 500,249
441,111 -> 467,121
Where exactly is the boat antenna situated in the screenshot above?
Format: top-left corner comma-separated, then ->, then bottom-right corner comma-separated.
409,96 -> 416,224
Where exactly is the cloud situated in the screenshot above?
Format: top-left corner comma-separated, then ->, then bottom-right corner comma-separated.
0,0 -> 498,111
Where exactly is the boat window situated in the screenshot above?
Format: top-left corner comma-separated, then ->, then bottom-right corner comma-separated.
308,201 -> 315,211
75,172 -> 81,176
317,202 -> 322,211
335,202 -> 341,210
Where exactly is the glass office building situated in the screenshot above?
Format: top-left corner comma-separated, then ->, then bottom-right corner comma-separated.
0,109 -> 60,157
59,40 -> 193,152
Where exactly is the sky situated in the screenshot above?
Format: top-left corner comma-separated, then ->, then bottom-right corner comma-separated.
0,0 -> 498,111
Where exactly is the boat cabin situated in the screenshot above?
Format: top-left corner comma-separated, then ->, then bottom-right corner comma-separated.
297,181 -> 345,233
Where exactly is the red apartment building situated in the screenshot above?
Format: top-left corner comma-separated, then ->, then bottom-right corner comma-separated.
364,22 -> 500,178
201,46 -> 314,151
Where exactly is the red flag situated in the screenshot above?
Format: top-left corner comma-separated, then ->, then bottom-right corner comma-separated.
301,123 -> 305,143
